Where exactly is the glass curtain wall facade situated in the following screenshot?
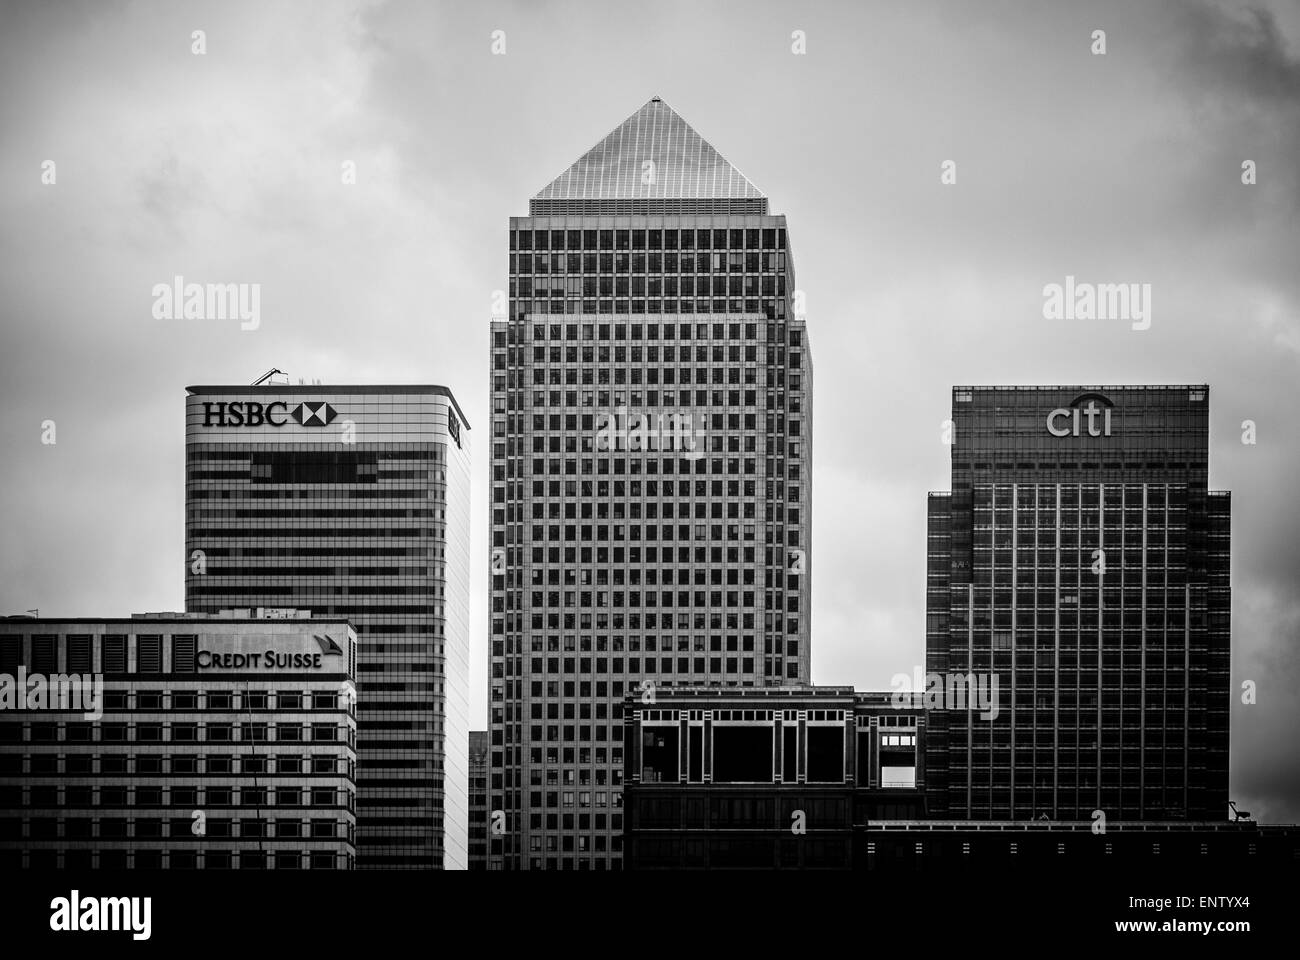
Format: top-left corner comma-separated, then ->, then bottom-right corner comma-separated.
468,730 -> 488,869
185,385 -> 471,868
926,386 -> 1230,821
489,98 -> 813,869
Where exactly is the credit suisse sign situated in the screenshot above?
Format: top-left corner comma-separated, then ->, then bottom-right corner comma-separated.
196,633 -> 345,672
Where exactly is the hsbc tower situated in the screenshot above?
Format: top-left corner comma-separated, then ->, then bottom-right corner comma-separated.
184,384 -> 471,868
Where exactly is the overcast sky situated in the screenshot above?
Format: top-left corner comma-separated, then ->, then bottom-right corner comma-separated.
2,0 -> 1297,821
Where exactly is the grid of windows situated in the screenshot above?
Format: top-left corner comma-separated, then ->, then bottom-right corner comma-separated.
508,226 -> 789,320
468,730 -> 489,869
926,387 -> 1230,821
0,621 -> 357,871
489,104 -> 813,870
185,388 -> 471,869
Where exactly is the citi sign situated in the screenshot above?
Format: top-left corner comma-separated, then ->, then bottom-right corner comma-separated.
1047,393 -> 1114,438
201,400 -> 338,428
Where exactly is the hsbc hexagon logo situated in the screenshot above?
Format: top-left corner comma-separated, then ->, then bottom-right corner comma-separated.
292,401 -> 337,427
201,400 -> 339,428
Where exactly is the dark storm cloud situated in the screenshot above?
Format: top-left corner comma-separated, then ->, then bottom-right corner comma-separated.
1179,1 -> 1300,101
1153,1 -> 1300,822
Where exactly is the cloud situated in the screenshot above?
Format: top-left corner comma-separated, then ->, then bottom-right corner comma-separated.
1178,1 -> 1300,101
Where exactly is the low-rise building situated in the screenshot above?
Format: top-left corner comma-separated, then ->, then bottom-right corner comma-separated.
0,610 -> 357,870
623,685 -> 927,869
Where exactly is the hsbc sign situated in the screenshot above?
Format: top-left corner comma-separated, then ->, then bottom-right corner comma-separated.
201,400 -> 338,428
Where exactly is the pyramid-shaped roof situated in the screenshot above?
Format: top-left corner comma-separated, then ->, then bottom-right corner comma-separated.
533,98 -> 765,203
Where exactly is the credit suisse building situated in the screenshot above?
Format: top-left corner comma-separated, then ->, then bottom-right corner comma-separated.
0,612 -> 357,870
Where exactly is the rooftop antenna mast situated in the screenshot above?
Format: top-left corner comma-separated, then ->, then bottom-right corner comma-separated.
251,368 -> 287,387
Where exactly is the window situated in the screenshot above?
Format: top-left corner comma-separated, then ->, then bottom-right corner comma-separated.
640,727 -> 678,783
806,723 -> 847,780
711,726 -> 773,783
137,636 -> 162,674
30,636 -> 56,673
278,756 -> 303,775
102,636 -> 127,673
172,635 -> 196,673
66,635 -> 92,673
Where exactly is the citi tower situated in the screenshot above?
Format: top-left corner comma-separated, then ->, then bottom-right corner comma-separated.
926,386 -> 1230,820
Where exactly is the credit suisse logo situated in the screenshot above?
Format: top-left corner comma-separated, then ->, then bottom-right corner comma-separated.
200,400 -> 338,428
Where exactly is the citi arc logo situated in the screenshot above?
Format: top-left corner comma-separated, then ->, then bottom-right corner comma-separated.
1046,392 -> 1114,438
201,400 -> 338,428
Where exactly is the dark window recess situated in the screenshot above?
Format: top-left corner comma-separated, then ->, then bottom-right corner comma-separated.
137,635 -> 162,674
856,731 -> 873,786
641,727 -> 678,783
712,726 -> 773,783
806,726 -> 845,783
30,636 -> 56,673
783,726 -> 798,782
0,637 -> 18,675
250,451 -> 379,484
102,636 -> 127,673
172,635 -> 196,673
688,725 -> 703,782
66,635 -> 92,673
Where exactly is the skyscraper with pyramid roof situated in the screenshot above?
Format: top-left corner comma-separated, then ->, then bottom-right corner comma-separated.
485,98 -> 813,869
